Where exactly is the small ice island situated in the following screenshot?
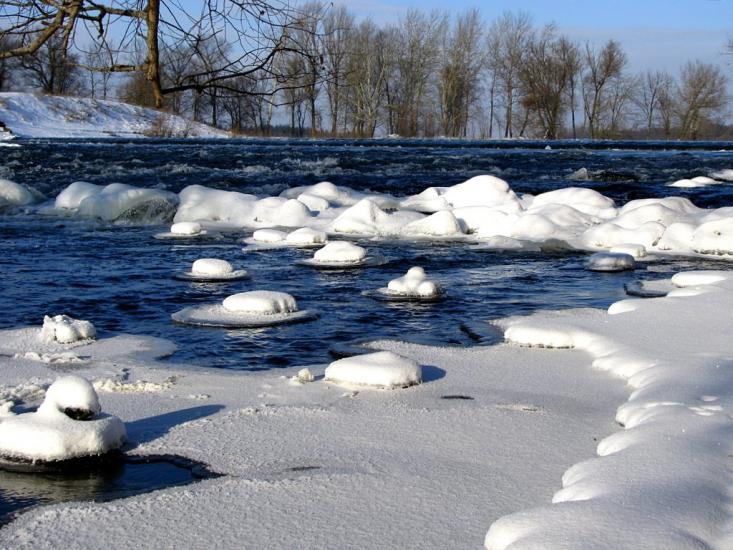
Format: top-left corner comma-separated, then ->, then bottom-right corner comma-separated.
171,290 -> 317,327
0,375 -> 126,463
174,258 -> 249,282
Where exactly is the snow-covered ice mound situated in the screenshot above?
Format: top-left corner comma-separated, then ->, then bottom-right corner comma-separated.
40,315 -> 96,344
325,351 -> 422,388
0,178 -> 42,209
174,258 -> 249,282
0,375 -> 126,462
367,267 -> 443,302
299,241 -> 387,269
585,252 -> 636,272
669,176 -> 720,188
155,221 -> 208,239
171,290 -> 316,328
242,227 -> 327,249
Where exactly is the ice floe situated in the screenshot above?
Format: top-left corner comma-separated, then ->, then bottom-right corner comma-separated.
0,375 -> 126,462
171,290 -> 316,328
367,267 -> 443,302
0,178 -> 41,208
299,241 -> 386,269
325,351 -> 422,388
669,175 -> 720,188
242,227 -> 327,249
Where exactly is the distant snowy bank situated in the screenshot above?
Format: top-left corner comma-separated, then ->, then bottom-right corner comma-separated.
0,93 -> 228,139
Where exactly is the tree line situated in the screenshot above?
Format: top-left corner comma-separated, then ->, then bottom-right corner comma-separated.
0,2 -> 730,140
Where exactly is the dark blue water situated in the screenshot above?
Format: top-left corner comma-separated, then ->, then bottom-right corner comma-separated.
2,138 -> 733,370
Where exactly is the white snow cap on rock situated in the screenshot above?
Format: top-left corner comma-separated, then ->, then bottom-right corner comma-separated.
313,241 -> 366,263
325,351 -> 422,388
171,221 -> 204,235
40,315 -> 96,344
387,267 -> 441,297
0,375 -> 126,462
191,258 -> 233,276
401,210 -> 465,237
585,252 -> 635,272
222,291 -> 298,315
669,176 -> 719,188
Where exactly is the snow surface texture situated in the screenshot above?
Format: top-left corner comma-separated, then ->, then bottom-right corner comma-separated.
0,375 -> 126,462
0,93 -> 227,138
484,272 -> 733,549
325,351 -> 422,388
41,173 -> 733,258
386,267 -> 441,297
40,315 -> 96,344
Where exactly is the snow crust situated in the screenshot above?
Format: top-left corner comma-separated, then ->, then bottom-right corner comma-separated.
386,267 -> 441,297
0,92 -> 227,138
0,375 -> 125,462
40,315 -> 96,344
325,351 -> 422,388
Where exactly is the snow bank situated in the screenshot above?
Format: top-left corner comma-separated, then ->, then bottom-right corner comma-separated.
386,267 -> 441,297
0,375 -> 126,462
0,92 -> 227,138
486,271 -> 733,549
40,315 -> 96,344
325,351 -> 422,388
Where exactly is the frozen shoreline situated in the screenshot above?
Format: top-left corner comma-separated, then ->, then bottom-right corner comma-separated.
0,270 -> 731,548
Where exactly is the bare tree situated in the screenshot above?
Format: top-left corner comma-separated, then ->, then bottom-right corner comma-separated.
519,28 -> 577,139
675,60 -> 727,139
487,11 -> 533,137
323,5 -> 353,135
633,70 -> 673,137
384,9 -> 445,136
18,34 -> 83,95
582,39 -> 627,138
0,1 -> 309,108
438,9 -> 483,137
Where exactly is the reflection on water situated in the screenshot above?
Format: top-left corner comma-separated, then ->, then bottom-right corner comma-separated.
0,453 -> 221,526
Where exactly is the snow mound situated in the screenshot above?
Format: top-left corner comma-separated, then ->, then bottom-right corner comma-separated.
0,92 -> 227,138
222,291 -> 298,315
325,351 -> 422,388
192,258 -> 233,276
609,243 -> 647,259
0,178 -> 41,208
386,267 -> 441,297
40,315 -> 96,344
171,222 -> 204,236
401,210 -> 465,237
585,252 -> 635,272
313,241 -> 366,264
691,218 -> 733,255
286,227 -> 327,246
252,229 -> 287,243
0,375 -> 126,462
669,176 -> 719,188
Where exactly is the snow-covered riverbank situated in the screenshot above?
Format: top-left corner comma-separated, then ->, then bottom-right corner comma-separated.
0,93 -> 227,139
0,269 -> 731,548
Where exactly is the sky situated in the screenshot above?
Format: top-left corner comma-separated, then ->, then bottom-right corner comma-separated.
333,0 -> 733,75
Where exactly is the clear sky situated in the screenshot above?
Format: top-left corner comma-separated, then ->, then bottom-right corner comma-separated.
333,0 -> 733,74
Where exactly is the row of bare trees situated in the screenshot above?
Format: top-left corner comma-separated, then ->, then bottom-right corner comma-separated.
0,3 -> 730,139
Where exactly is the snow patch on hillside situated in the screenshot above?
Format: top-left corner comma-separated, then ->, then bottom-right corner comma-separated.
0,92 -> 228,138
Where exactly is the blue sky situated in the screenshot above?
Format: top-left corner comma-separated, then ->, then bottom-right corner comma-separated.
333,0 -> 733,74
